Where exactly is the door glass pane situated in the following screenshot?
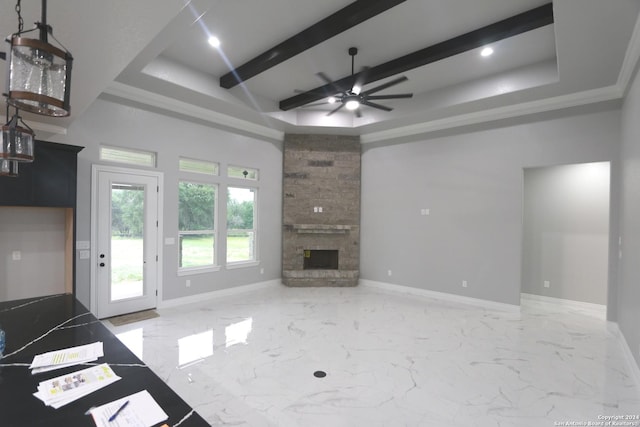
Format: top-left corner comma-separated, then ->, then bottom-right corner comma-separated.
110,183 -> 145,301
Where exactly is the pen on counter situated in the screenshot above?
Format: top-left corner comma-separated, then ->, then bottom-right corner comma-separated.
108,400 -> 129,422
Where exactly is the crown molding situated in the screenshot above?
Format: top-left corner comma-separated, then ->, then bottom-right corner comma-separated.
360,85 -> 623,144
617,5 -> 640,95
103,81 -> 285,141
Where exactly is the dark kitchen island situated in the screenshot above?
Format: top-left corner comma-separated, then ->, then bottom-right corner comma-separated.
0,294 -> 209,427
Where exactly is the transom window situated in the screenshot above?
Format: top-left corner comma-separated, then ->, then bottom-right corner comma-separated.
100,145 -> 156,168
228,165 -> 258,180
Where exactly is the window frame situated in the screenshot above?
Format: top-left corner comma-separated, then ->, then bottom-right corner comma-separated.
100,145 -> 157,168
179,157 -> 219,176
226,185 -> 259,267
227,164 -> 259,181
177,179 -> 219,275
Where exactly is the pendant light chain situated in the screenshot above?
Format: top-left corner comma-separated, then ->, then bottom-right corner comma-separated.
15,0 -> 24,33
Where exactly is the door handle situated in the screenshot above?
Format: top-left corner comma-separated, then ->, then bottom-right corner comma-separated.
99,254 -> 105,258
99,262 -> 105,267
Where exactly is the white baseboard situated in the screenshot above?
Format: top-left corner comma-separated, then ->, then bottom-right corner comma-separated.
158,279 -> 280,309
608,322 -> 640,387
359,279 -> 520,312
520,293 -> 607,320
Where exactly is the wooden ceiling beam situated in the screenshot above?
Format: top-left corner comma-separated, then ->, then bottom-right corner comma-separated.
279,3 -> 553,111
219,0 -> 407,89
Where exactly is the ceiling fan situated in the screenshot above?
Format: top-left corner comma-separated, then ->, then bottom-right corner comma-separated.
302,47 -> 413,117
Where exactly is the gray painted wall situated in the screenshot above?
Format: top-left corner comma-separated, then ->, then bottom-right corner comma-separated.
0,207 -> 67,301
360,106 -> 621,306
522,163 -> 610,304
620,64 -> 640,367
54,99 -> 283,309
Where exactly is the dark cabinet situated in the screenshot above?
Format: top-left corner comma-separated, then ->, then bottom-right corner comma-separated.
0,141 -> 83,207
0,140 -> 83,296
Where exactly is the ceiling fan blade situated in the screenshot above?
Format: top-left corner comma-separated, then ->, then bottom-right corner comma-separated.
366,93 -> 413,100
316,72 -> 345,95
326,103 -> 345,116
361,76 -> 409,95
316,72 -> 334,85
353,66 -> 370,94
361,100 -> 393,112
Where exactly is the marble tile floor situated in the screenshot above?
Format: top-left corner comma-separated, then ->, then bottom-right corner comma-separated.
103,286 -> 640,427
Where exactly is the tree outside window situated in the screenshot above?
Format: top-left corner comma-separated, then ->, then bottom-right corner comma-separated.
179,181 -> 216,268
227,187 -> 256,263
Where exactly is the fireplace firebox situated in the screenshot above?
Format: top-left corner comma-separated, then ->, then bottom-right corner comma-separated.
303,250 -> 339,270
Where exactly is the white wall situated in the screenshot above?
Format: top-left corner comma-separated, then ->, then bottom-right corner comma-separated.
54,98 -> 283,309
0,207 -> 67,301
361,106 -> 621,306
619,64 -> 640,368
522,162 -> 610,304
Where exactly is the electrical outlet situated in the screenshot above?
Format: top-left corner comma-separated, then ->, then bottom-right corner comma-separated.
186,279 -> 191,288
260,268 -> 264,274
462,280 -> 468,288
12,251 -> 21,261
387,270 -> 392,276
544,281 -> 550,288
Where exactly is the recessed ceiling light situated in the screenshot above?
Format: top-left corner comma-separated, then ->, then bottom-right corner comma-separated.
480,47 -> 493,57
208,36 -> 221,48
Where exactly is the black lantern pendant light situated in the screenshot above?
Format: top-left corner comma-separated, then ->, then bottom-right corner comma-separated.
5,0 -> 73,117
0,159 -> 20,177
1,106 -> 35,163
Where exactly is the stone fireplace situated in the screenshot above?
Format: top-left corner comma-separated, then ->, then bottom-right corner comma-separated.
282,134 -> 360,287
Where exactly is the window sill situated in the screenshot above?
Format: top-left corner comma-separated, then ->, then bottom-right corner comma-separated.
226,260 -> 260,270
177,265 -> 221,276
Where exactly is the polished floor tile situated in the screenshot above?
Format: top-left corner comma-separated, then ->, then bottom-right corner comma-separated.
104,286 -> 640,427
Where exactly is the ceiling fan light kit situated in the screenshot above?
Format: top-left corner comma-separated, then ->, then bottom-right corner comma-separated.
310,47 -> 413,117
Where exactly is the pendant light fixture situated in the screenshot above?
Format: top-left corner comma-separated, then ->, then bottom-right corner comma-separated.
1,107 -> 35,163
0,159 -> 20,177
5,0 -> 73,117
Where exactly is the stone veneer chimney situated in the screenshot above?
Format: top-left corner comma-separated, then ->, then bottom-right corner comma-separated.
282,134 -> 360,287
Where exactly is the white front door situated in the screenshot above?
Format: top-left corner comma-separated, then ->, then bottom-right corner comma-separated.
92,166 -> 161,319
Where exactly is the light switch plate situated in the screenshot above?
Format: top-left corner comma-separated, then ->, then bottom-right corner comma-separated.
77,241 -> 90,250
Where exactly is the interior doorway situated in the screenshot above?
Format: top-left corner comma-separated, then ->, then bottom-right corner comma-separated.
521,162 -> 610,306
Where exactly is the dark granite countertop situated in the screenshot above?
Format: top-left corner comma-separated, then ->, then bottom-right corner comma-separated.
0,294 -> 209,427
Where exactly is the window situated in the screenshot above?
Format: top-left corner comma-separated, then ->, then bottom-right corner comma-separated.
228,165 -> 258,180
179,157 -> 219,176
178,181 -> 216,269
100,145 -> 156,167
227,186 -> 256,263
